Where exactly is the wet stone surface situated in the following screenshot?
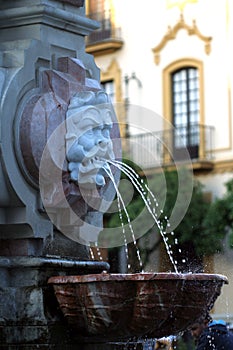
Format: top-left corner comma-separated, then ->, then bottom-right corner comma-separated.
48,272 -> 228,341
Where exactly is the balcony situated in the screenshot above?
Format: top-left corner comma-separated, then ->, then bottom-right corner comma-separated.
86,10 -> 123,56
123,124 -> 215,173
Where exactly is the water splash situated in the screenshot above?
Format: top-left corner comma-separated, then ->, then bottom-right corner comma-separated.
94,241 -> 103,261
90,247 -> 95,260
115,195 -> 130,270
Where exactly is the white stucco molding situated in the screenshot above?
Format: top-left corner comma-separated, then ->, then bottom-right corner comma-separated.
152,13 -> 212,65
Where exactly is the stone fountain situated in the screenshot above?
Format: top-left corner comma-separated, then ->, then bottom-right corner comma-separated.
0,1 -> 228,349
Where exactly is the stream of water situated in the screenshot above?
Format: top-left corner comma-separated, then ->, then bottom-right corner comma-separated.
104,164 -> 143,271
110,160 -> 179,273
93,159 -> 180,273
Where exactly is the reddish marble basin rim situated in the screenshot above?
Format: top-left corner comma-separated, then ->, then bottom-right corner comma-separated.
48,271 -> 228,340
48,272 -> 228,284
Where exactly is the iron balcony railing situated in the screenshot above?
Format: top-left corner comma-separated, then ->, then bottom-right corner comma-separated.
123,124 -> 215,169
86,10 -> 122,45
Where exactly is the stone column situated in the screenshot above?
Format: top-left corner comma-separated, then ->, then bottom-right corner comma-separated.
0,0 -> 99,250
0,1 -> 114,347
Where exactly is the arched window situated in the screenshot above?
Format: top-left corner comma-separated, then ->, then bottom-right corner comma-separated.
163,59 -> 204,161
100,60 -> 124,136
86,0 -> 112,43
101,80 -> 115,103
172,66 -> 200,159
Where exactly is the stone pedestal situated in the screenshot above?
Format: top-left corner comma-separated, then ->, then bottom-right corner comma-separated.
0,256 -> 110,348
0,0 -> 100,243
0,1 -> 119,348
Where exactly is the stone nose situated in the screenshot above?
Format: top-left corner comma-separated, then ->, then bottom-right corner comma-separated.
98,139 -> 109,148
95,132 -> 109,147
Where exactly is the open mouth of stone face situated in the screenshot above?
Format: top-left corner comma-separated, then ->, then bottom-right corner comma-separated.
78,156 -> 111,188
81,156 -> 106,171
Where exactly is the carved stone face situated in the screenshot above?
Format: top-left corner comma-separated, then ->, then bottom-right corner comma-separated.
19,60 -> 121,240
65,91 -> 115,188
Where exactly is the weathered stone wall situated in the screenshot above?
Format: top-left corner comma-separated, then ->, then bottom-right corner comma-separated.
0,1 -> 114,347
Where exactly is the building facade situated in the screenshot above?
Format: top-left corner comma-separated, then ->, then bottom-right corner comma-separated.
86,0 -> 233,324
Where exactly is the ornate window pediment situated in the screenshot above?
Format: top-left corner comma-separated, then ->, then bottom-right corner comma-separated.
152,14 -> 212,65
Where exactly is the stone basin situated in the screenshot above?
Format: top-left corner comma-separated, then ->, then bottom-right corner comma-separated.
48,272 -> 228,341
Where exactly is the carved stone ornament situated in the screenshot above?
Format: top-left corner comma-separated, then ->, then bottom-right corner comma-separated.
19,57 -> 121,235
152,13 -> 212,65
65,90 -> 115,188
